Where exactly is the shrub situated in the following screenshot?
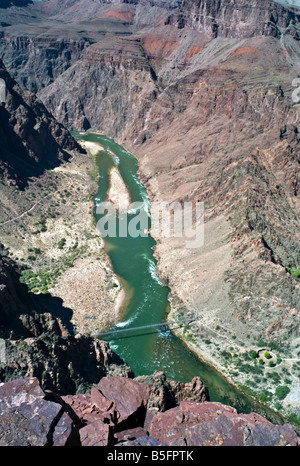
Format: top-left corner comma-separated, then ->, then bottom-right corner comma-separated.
289,267 -> 300,280
250,350 -> 258,360
264,351 -> 271,359
58,238 -> 66,249
275,385 -> 290,400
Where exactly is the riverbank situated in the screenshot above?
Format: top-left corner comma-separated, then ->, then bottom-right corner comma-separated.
152,230 -> 300,429
47,146 -> 126,335
0,137 -> 128,336
79,140 -> 104,156
69,133 -> 299,433
130,142 -> 300,430
51,138 -> 129,334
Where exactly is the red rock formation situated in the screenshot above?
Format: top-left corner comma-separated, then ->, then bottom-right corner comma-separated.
0,376 -> 298,446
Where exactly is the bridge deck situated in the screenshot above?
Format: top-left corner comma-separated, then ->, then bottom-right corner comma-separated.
94,310 -> 198,338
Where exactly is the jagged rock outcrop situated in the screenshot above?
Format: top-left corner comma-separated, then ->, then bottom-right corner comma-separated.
0,35 -> 90,94
0,376 -> 298,446
135,371 -> 209,412
0,253 -> 132,394
174,0 -> 300,39
148,400 -> 299,446
0,59 -> 81,186
38,37 -> 158,133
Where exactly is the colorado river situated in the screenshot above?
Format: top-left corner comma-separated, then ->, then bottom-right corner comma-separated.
72,131 -> 285,423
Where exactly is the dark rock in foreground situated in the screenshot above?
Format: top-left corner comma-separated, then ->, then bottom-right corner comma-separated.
0,375 -> 298,446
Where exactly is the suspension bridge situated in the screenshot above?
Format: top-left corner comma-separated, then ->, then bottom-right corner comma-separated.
93,309 -> 198,339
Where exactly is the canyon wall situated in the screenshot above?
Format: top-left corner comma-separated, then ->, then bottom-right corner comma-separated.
0,59 -> 81,186
175,0 -> 300,38
0,0 -> 299,420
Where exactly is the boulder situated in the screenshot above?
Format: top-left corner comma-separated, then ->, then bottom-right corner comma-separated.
52,411 -> 76,446
61,393 -> 116,426
149,401 -> 299,446
79,420 -> 110,447
97,376 -> 150,428
113,426 -> 148,444
0,376 -> 299,447
90,386 -> 114,413
0,376 -> 45,404
0,377 -> 63,446
135,371 -> 209,412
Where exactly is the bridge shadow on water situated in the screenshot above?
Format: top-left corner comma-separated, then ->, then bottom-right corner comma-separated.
95,323 -> 184,341
99,328 -> 174,341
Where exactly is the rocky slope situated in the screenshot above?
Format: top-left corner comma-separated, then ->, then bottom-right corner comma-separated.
0,251 -> 133,395
0,55 -> 131,396
174,0 -> 300,39
0,0 -> 300,426
0,59 -> 125,339
0,58 -> 81,187
39,36 -> 158,133
131,6 -> 300,416
0,375 -> 298,446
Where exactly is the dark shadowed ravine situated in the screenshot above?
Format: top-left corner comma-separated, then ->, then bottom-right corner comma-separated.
72,131 -> 285,425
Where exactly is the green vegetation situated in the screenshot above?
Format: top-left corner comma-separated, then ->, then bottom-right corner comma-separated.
20,244 -> 88,294
287,412 -> 300,428
238,384 -> 273,403
58,238 -> 67,249
33,217 -> 47,233
275,385 -> 290,400
250,350 -> 258,360
286,266 -> 300,280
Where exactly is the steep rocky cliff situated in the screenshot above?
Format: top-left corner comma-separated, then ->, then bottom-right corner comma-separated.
175,0 -> 300,39
38,36 -> 158,133
0,59 -> 81,187
0,35 -> 90,94
0,251 -> 133,395
0,0 -> 300,427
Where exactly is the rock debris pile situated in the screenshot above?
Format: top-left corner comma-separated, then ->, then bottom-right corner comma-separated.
0,375 -> 298,447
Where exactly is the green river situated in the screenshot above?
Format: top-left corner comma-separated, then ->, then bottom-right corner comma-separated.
72,131 -> 285,424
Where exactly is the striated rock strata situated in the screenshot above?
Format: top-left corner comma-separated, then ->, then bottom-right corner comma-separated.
174,0 -> 300,39
0,59 -> 81,187
0,0 -> 300,420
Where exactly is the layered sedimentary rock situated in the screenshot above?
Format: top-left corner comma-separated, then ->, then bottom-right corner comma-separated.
0,59 -> 81,186
174,0 -> 300,39
0,0 -> 300,419
38,36 -> 158,133
0,35 -> 90,94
